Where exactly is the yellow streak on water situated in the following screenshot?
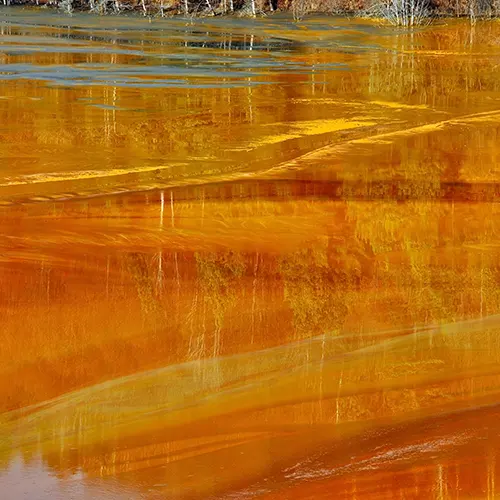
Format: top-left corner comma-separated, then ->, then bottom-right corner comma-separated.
0,164 -> 182,187
370,100 -> 430,110
266,109 -> 500,176
238,118 -> 377,149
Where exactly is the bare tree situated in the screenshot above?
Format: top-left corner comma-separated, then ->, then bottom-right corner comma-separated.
59,0 -> 74,14
292,0 -> 310,20
372,0 -> 430,26
5,0 -> 500,21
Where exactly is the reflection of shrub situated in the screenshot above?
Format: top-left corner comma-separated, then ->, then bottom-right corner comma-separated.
280,248 -> 353,336
126,253 -> 163,321
195,252 -> 246,356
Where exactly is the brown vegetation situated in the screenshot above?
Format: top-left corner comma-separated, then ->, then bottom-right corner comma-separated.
2,0 -> 500,23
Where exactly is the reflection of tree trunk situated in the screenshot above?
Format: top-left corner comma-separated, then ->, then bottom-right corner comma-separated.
319,334 -> 326,419
251,253 -> 260,344
480,252 -> 484,318
126,253 -> 162,325
156,251 -> 163,293
487,452 -> 496,498
106,255 -> 110,299
187,291 -> 199,358
40,260 -> 52,308
247,81 -> 253,123
170,191 -> 175,228
175,252 -> 180,290
246,35 -> 254,122
213,325 -> 221,357
112,85 -> 117,135
195,252 -> 245,359
202,298 -> 207,355
160,191 -> 164,228
335,363 -> 344,424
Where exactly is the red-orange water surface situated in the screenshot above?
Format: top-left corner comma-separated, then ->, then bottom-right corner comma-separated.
1,9 -> 500,499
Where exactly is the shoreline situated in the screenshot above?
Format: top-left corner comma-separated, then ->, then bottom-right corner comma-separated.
1,3 -> 499,23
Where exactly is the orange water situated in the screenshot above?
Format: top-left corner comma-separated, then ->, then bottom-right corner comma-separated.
1,9 -> 500,499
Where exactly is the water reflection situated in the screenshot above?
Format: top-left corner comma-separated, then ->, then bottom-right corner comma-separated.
1,179 -> 500,496
2,16 -> 500,203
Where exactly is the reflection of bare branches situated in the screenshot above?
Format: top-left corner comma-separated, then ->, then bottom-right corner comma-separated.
280,246 -> 354,338
126,252 -> 163,323
195,252 -> 245,358
251,253 -> 260,344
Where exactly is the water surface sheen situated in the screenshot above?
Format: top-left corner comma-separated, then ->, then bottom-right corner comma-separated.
1,8 -> 500,499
